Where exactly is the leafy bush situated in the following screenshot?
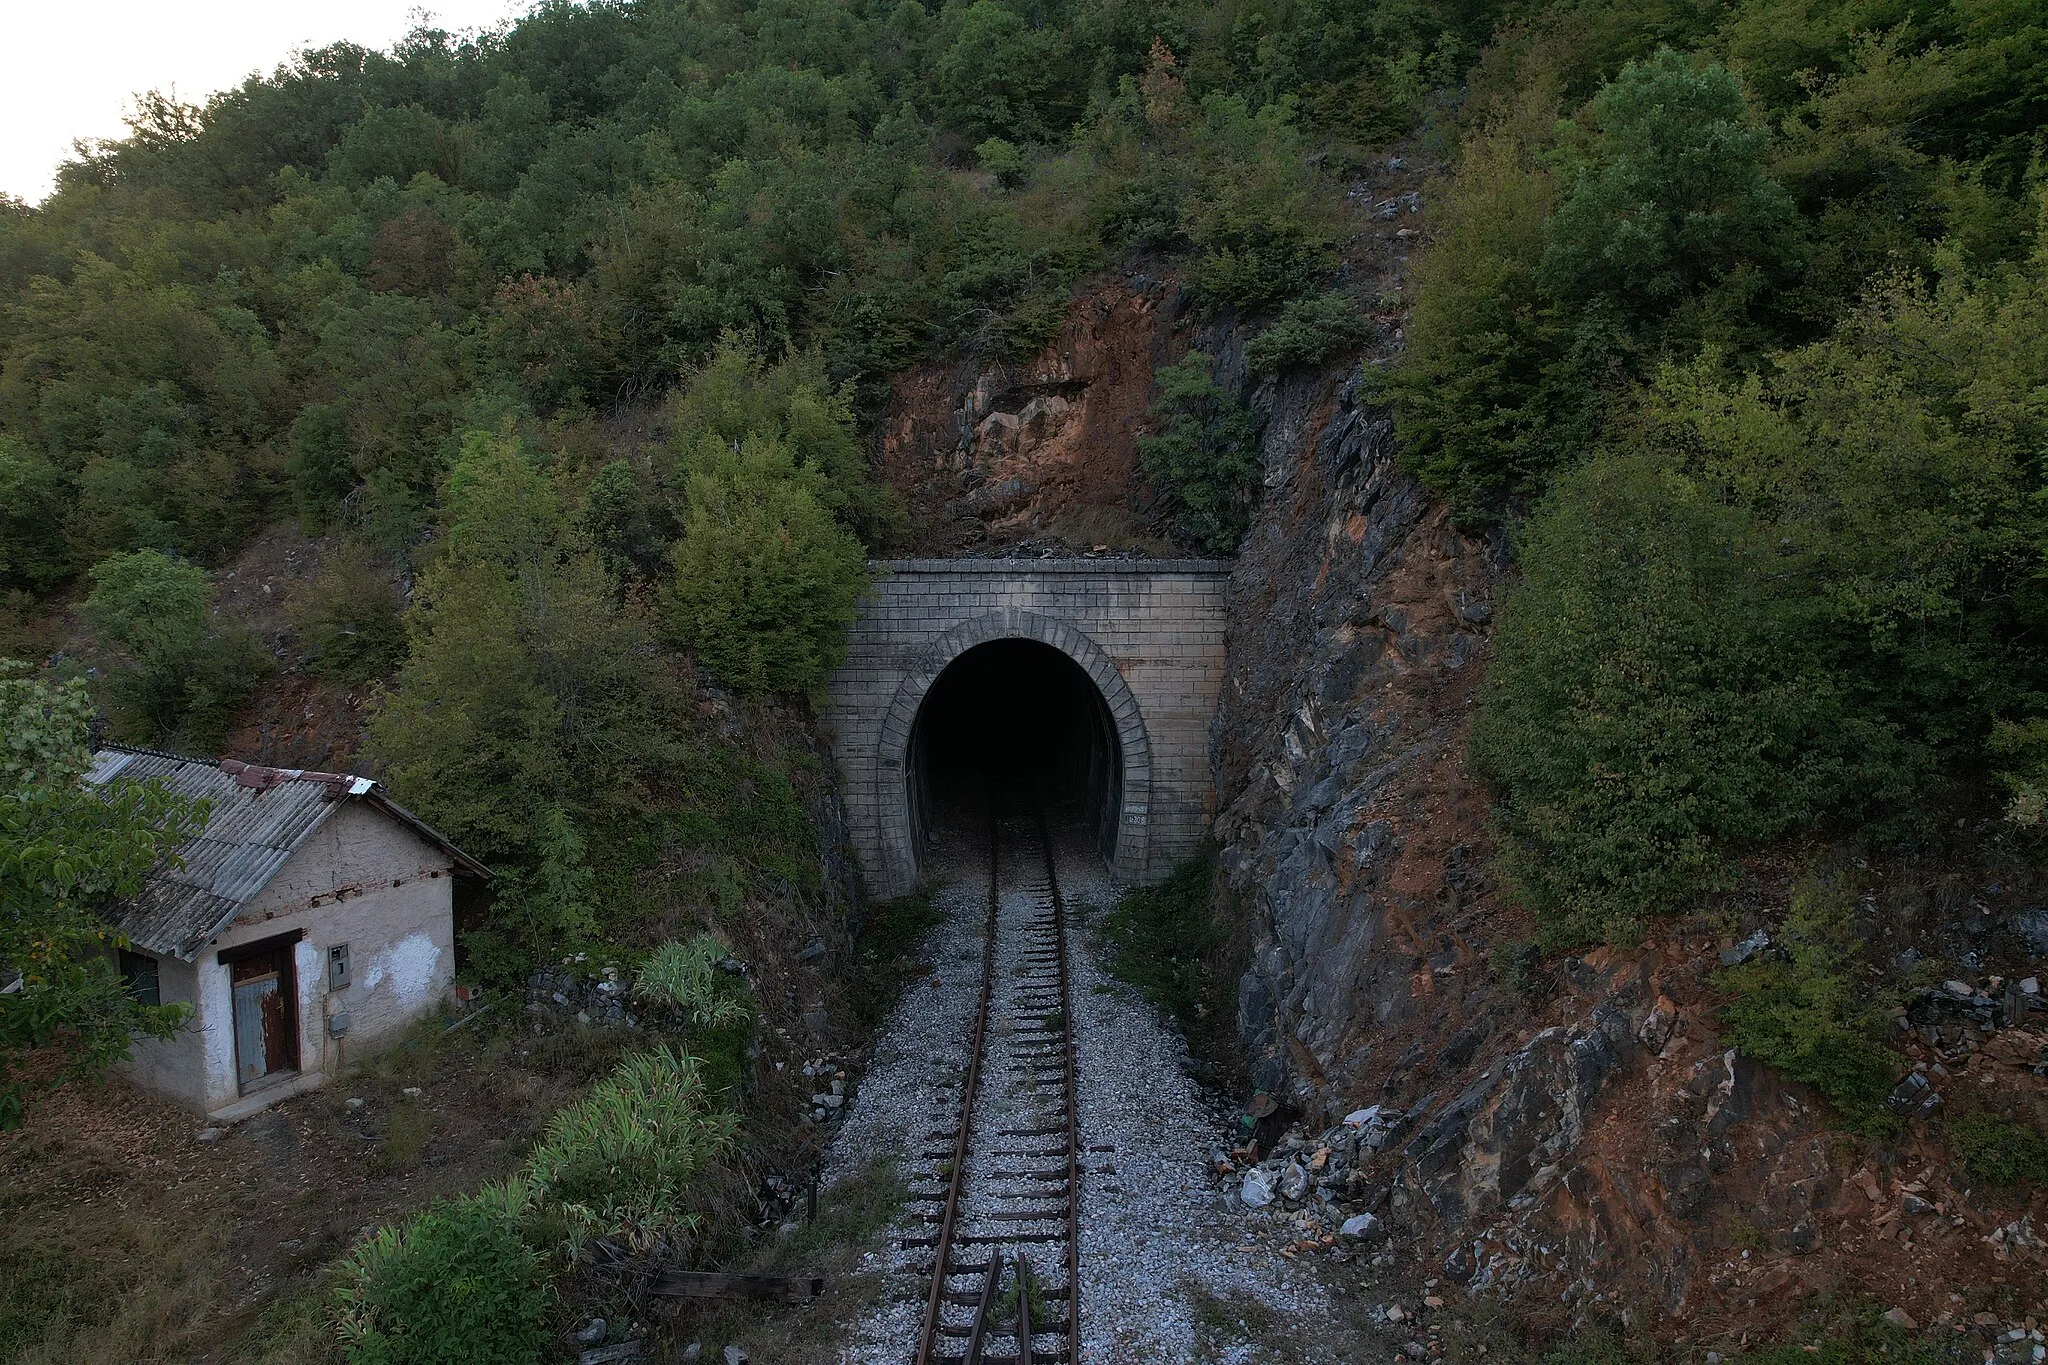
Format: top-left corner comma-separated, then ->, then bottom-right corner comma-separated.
333,1183 -> 548,1365
1136,353 -> 1262,554
1475,254 -> 2048,941
1469,455 -> 1873,943
662,436 -> 869,697
1381,134 -> 1566,521
1716,882 -> 1899,1133
665,335 -> 902,548
292,553 -> 405,683
523,1047 -> 740,1250
84,550 -> 269,751
1245,292 -> 1372,374
1944,1112 -> 2048,1185
635,935 -> 752,1029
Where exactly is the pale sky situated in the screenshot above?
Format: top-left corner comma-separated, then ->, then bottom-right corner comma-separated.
2,1 -> 526,204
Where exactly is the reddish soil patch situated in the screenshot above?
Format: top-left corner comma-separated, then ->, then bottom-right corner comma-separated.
876,272 -> 1185,556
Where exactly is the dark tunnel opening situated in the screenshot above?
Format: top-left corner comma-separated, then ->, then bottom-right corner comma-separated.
906,639 -> 1122,865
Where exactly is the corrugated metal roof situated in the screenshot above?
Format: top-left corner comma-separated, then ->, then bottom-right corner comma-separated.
85,747 -> 487,961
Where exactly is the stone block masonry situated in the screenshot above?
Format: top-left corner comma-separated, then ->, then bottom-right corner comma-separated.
823,559 -> 1233,898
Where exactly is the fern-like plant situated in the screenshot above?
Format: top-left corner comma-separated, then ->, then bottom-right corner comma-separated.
523,1046 -> 740,1250
634,935 -> 753,1028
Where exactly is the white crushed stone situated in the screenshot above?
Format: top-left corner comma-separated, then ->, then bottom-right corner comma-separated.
826,822 -> 1331,1364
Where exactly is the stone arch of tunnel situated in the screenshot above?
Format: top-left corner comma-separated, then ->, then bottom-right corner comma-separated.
823,559 -> 1231,900
877,610 -> 1153,888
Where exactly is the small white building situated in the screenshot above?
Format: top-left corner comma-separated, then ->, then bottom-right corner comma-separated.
87,747 -> 489,1121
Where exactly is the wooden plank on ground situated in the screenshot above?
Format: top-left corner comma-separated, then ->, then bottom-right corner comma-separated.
644,1270 -> 824,1302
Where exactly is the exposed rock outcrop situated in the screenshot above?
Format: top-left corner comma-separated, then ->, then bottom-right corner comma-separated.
1205,332 -> 2048,1333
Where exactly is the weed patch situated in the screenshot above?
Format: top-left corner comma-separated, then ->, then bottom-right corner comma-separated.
1945,1111 -> 2048,1186
850,888 -> 943,1034
1716,881 -> 1899,1134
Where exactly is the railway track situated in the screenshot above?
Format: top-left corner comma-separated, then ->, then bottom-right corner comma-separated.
904,790 -> 1082,1365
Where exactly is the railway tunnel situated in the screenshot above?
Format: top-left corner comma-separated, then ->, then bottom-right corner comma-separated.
905,637 -> 1125,860
823,558 -> 1233,898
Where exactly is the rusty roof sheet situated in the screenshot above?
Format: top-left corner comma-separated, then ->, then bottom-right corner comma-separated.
85,747 -> 487,961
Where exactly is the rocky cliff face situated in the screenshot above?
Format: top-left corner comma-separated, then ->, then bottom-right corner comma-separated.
875,275 -> 1182,556
1205,324 -> 2048,1337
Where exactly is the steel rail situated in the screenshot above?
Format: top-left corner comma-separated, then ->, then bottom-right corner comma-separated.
913,788 -> 1003,1365
1034,798 -> 1083,1365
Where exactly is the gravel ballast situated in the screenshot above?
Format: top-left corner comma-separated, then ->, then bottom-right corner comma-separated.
825,822 -> 1332,1364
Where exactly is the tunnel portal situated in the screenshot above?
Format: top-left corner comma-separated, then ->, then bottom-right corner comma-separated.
906,638 -> 1123,862
823,559 -> 1232,898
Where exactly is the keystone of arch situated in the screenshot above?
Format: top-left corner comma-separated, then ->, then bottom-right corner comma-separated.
873,607 -> 1152,891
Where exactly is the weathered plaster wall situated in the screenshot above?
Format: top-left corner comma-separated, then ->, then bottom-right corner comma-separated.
117,801 -> 458,1116
117,953 -> 205,1104
823,558 -> 1231,898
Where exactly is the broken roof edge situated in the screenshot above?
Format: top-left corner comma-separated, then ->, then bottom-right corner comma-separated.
89,746 -> 493,959
360,789 -> 493,882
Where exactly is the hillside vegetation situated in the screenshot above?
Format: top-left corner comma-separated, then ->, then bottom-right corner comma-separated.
0,0 -> 2038,1047
2,0 -> 2046,1356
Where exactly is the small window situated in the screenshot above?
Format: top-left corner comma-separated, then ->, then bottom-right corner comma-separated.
119,949 -> 160,1006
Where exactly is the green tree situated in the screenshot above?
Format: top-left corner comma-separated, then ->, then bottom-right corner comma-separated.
366,431 -> 675,875
936,2 -> 1078,143
1136,352 -> 1262,553
0,437 -> 71,591
662,436 -> 868,697
0,664 -> 203,1128
287,401 -> 357,532
1543,50 -> 1799,313
83,550 -> 267,750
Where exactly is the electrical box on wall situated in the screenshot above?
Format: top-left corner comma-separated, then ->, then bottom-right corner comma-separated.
328,944 -> 350,991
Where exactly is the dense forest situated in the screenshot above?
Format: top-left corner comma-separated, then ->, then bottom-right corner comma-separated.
0,0 -> 2041,1043
2,0 -> 2047,1352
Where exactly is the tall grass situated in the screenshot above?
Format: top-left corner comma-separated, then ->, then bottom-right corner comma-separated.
523,1046 -> 740,1251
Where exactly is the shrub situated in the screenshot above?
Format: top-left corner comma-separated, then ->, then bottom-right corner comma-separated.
1245,292 -> 1371,374
1136,353 -> 1262,554
1381,134 -> 1567,521
1945,1112 -> 2048,1185
635,935 -> 752,1029
1469,455 -> 1867,943
84,549 -> 269,751
1180,97 -> 1340,314
333,1183 -> 548,1365
523,1047 -> 740,1250
663,436 -> 869,697
976,137 -> 1030,190
666,334 -> 902,548
1716,882 -> 1899,1133
292,554 -> 405,683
